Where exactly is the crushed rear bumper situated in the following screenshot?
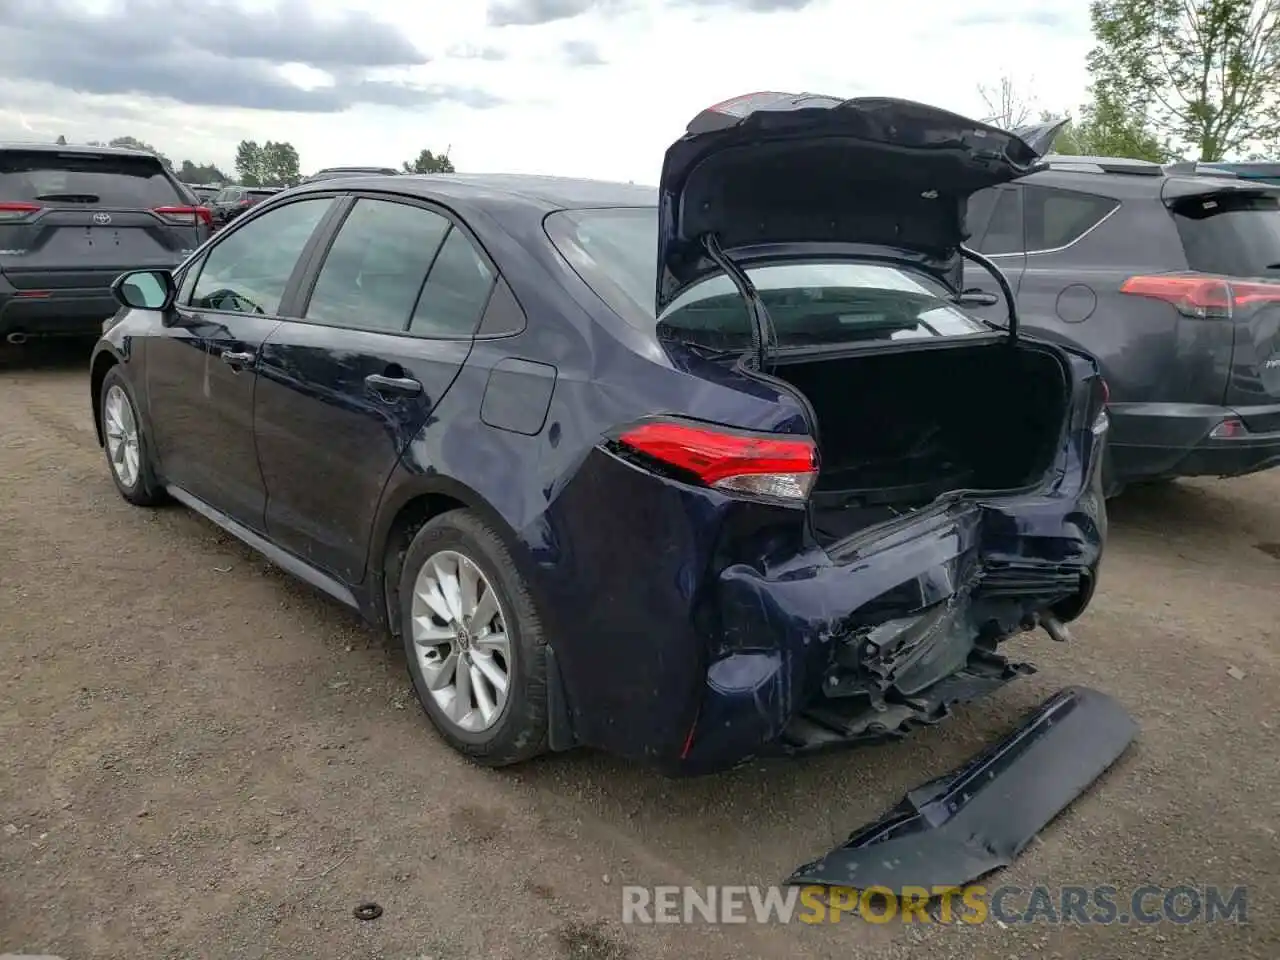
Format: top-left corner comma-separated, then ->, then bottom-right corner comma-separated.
787,686 -> 1137,890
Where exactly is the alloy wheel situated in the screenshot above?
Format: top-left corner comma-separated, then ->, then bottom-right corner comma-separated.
411,549 -> 512,732
103,384 -> 141,489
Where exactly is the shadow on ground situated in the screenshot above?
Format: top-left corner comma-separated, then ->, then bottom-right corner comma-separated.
0,337 -> 96,372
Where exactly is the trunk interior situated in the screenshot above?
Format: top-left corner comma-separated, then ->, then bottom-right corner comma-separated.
773,340 -> 1070,546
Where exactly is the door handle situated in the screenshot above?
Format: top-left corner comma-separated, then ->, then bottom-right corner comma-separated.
220,349 -> 256,369
365,373 -> 423,398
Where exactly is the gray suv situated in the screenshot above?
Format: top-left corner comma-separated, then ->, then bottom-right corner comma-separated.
0,143 -> 210,344
960,155 -> 1280,495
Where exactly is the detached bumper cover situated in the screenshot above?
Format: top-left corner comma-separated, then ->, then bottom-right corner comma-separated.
786,686 -> 1137,890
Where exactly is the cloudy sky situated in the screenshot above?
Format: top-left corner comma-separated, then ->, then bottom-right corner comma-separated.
0,0 -> 1094,182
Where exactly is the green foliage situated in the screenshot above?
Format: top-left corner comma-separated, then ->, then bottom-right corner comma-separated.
403,148 -> 455,174
234,139 -> 301,187
1087,0 -> 1280,160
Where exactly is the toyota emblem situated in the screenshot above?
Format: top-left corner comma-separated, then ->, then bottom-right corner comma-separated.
93,212 -> 112,225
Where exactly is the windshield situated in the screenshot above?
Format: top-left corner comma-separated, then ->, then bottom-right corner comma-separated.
545,207 -> 989,348
1173,192 -> 1280,276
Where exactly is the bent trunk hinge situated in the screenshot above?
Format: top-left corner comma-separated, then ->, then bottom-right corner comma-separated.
959,245 -> 1020,340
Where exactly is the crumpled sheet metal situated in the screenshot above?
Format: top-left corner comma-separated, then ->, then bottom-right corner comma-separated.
787,686 -> 1138,891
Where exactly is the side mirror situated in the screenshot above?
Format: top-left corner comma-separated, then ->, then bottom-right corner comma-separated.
955,288 -> 1000,308
111,269 -> 176,313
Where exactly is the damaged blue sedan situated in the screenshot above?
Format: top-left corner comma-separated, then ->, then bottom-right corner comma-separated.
91,94 -> 1108,775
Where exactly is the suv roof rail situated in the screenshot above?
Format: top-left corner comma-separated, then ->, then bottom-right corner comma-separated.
1162,160 -> 1240,178
1040,154 -> 1165,176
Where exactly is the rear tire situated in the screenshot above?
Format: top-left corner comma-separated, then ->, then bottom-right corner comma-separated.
399,509 -> 548,767
99,367 -> 166,507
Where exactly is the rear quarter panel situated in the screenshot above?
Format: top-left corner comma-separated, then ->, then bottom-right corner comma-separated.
1016,197 -> 1234,407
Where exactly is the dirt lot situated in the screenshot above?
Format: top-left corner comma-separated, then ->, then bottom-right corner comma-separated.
1,343 -> 1277,959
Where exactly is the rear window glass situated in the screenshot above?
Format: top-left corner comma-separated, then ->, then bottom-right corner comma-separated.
1173,192 -> 1280,276
545,207 -> 989,348
0,150 -> 182,207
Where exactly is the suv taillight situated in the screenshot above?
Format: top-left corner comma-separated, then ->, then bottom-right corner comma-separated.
153,205 -> 212,227
1121,274 -> 1280,319
615,418 -> 819,502
0,201 -> 41,222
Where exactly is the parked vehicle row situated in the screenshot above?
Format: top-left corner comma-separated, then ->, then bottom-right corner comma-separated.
207,185 -> 282,228
91,95 -> 1108,774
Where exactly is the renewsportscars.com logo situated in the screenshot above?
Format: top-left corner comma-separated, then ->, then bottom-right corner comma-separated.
621,884 -> 1249,926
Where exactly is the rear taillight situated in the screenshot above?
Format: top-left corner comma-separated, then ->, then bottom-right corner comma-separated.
1209,417 -> 1247,439
615,418 -> 818,502
1120,274 -> 1280,319
153,205 -> 212,227
0,201 -> 40,222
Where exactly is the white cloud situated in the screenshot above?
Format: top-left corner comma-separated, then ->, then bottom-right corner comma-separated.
0,0 -> 1094,183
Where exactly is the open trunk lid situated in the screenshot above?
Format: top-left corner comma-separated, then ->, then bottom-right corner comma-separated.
655,93 -> 1065,314
1163,182 -> 1280,423
0,148 -> 204,290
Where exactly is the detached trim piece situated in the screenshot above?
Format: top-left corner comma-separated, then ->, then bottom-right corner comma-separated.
786,686 -> 1137,890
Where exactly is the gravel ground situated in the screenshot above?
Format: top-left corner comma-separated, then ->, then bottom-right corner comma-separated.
1,342 -> 1277,959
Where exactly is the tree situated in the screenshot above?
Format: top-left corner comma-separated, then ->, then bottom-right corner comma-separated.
259,141 -> 301,187
403,148 -> 455,174
236,139 -> 300,187
55,135 -> 67,145
108,135 -> 171,169
978,75 -> 1036,129
235,140 -> 264,186
1087,0 -> 1280,161
1041,94 -> 1176,162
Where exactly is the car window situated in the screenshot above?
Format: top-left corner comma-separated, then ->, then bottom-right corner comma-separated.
543,207 -> 989,346
0,150 -> 183,207
1022,185 -> 1117,251
965,188 -> 998,244
305,198 -> 450,332
189,197 -> 332,315
978,188 -> 1023,254
1172,191 -> 1280,277
408,226 -> 496,338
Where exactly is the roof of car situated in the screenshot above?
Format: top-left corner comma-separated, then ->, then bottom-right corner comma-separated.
1026,155 -> 1271,200
0,141 -> 163,159
289,172 -> 658,214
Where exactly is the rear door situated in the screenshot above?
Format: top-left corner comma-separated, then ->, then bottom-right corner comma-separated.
960,185 -> 1025,326
1168,188 -> 1280,421
0,148 -> 206,291
255,194 -> 496,584
145,195 -> 339,528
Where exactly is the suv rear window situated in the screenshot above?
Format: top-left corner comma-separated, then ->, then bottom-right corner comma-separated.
0,150 -> 183,207
545,207 -> 989,347
1172,191 -> 1280,277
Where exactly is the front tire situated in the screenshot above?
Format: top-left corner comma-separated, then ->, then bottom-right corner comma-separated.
100,367 -> 165,507
399,509 -> 548,766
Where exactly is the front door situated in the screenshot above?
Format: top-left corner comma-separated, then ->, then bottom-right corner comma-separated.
254,195 -> 498,584
145,195 -> 338,528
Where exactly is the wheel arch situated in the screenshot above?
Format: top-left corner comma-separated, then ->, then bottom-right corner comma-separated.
373,474 -> 520,639
89,346 -> 126,447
